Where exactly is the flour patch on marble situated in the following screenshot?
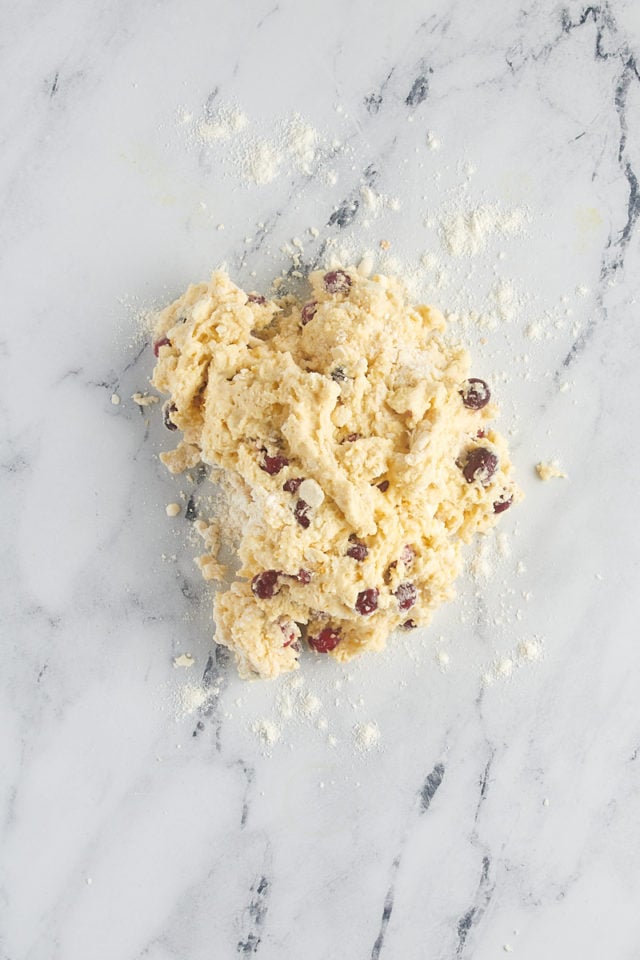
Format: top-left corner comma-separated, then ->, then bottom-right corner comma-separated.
179,101 -> 352,189
439,204 -> 530,257
176,682 -> 209,717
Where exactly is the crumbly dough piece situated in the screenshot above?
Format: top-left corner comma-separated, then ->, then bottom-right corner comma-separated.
152,268 -> 521,678
536,459 -> 567,480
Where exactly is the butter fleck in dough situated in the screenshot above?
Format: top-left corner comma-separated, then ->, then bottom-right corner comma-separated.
152,268 -> 521,679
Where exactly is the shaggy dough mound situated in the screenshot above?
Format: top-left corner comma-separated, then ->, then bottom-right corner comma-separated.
152,267 -> 520,678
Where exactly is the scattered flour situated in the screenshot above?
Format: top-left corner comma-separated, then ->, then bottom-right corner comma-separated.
195,105 -> 248,144
177,684 -> 209,717
437,651 -> 450,671
286,115 -> 318,174
440,205 -> 528,256
184,102 -> 351,189
354,722 -> 381,752
482,636 -> 544,685
496,532 -> 511,559
518,639 -> 542,662
300,693 -> 322,717
252,719 -> 281,746
471,539 -> 494,581
244,140 -> 280,185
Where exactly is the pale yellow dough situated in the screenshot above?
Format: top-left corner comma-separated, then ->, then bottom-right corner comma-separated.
152,267 -> 520,679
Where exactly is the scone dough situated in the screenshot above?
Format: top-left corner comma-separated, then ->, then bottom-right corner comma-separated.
152,267 -> 520,678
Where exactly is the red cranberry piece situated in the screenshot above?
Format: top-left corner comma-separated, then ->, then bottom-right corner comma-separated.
400,545 -> 415,566
347,536 -> 368,561
251,570 -> 280,599
260,453 -> 289,475
294,499 -> 311,528
493,494 -> 513,514
377,480 -> 390,493
460,378 -> 491,410
280,622 -> 298,647
323,270 -> 352,294
308,627 -> 341,653
477,429 -> 486,439
401,619 -> 417,630
247,293 -> 266,305
163,402 -> 178,431
462,448 -> 498,486
153,336 -> 171,357
394,581 -> 417,611
283,477 -> 303,494
301,301 -> 318,325
296,568 -> 312,584
356,588 -> 378,615
346,433 -> 361,442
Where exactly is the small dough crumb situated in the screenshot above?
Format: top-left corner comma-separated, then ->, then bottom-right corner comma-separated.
173,653 -> 195,668
166,502 -> 181,517
536,459 -> 567,481
132,392 -> 160,406
111,393 -> 121,405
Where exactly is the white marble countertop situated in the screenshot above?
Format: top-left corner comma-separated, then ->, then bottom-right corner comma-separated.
2,1 -> 640,957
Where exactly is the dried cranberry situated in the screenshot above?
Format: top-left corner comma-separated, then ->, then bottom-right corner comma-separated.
296,568 -> 312,584
356,588 -> 378,615
331,367 -> 347,382
308,627 -> 341,653
401,619 -> 417,629
462,448 -> 498,486
394,582 -> 417,611
153,336 -> 171,357
280,622 -> 298,647
345,433 -> 361,442
301,301 -> 318,325
251,570 -> 280,599
400,545 -> 415,566
493,494 -> 513,514
260,453 -> 289,475
347,536 -> 368,561
163,402 -> 178,431
477,429 -> 486,439
324,270 -> 352,294
283,477 -> 303,494
294,499 -> 311,529
247,293 -> 266,305
377,480 -> 390,493
460,378 -> 491,410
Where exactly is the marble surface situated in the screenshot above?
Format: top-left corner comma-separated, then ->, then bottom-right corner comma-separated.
2,1 -> 640,957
